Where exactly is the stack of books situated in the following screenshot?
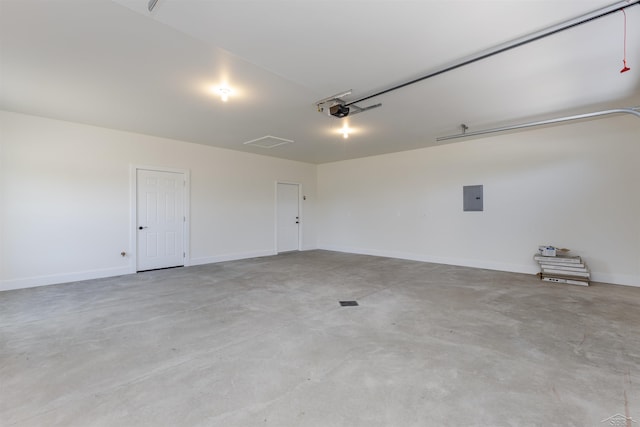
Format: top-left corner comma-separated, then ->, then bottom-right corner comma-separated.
534,251 -> 590,286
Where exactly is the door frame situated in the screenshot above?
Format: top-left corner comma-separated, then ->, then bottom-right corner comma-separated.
275,181 -> 302,253
130,165 -> 191,273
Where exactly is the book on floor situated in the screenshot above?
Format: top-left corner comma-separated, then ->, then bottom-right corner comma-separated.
541,268 -> 590,277
538,263 -> 586,270
534,248 -> 590,286
541,276 -> 589,286
533,254 -> 582,264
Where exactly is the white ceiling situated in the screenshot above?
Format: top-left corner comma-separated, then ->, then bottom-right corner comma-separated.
1,0 -> 638,164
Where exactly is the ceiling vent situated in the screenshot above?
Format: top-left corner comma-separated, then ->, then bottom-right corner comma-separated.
242,135 -> 293,149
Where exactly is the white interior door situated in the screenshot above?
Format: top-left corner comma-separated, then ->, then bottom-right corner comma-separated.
277,183 -> 300,253
137,169 -> 185,271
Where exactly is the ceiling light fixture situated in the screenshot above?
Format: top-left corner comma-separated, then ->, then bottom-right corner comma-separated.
340,125 -> 351,139
215,86 -> 232,102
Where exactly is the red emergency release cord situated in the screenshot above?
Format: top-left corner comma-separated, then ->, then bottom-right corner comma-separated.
621,9 -> 630,73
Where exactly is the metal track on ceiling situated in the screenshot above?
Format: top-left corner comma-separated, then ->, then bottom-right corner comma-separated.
343,0 -> 640,107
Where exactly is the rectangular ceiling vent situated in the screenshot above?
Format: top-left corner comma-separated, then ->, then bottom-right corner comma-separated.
243,135 -> 293,149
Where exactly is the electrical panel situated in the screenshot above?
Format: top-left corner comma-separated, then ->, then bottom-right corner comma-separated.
463,185 -> 483,212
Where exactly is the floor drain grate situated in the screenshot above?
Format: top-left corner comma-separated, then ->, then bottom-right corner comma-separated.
339,301 -> 359,306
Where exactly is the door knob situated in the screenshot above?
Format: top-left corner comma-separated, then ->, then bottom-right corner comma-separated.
138,226 -> 148,230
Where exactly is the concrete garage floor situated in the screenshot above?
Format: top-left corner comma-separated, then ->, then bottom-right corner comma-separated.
1,251 -> 639,427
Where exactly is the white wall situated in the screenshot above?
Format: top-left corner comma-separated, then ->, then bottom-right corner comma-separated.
317,116 -> 640,287
0,111 -> 317,290
2,110 -> 639,290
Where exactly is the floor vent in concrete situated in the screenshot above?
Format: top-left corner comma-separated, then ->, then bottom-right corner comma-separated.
339,301 -> 359,306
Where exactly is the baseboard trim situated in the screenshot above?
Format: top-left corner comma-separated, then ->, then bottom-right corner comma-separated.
190,250 -> 277,266
0,266 -> 132,292
317,245 -> 639,287
4,248 -> 636,291
0,250 -> 280,292
590,272 -> 639,287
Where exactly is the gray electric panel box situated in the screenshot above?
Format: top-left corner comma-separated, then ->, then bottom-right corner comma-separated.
463,185 -> 483,211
